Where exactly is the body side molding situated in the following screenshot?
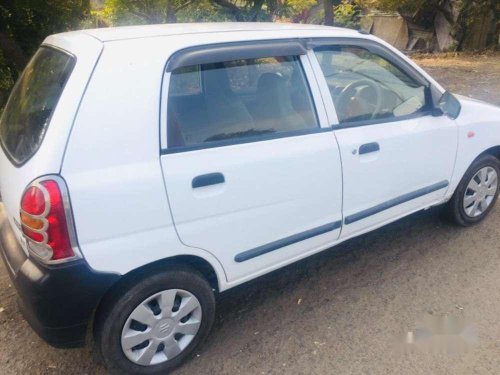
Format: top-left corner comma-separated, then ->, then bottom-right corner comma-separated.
344,180 -> 449,225
235,220 -> 342,263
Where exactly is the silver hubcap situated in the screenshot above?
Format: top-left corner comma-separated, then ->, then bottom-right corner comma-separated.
463,166 -> 498,217
121,289 -> 202,366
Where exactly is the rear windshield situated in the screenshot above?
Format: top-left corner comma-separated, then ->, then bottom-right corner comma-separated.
0,46 -> 75,165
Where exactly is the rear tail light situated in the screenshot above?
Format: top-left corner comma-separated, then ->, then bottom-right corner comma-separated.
20,176 -> 80,263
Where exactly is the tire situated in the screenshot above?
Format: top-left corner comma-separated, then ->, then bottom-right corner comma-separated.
95,265 -> 216,375
444,154 -> 500,226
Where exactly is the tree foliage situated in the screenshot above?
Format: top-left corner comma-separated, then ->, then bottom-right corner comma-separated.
0,0 -> 90,111
333,1 -> 361,28
100,0 -> 328,25
97,0 -> 362,27
100,0 -> 220,24
209,0 -> 282,21
1,0 -> 494,113
359,0 -> 499,49
0,0 -> 90,66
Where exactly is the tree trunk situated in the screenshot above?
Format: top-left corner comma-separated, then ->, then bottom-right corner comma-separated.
250,0 -> 266,21
166,1 -> 177,24
324,0 -> 334,26
211,0 -> 245,21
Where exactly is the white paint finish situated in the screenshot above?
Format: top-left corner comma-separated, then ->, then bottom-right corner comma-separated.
221,193 -> 440,289
61,22 -> 358,42
160,72 -> 171,150
161,132 -> 343,281
306,50 -> 339,126
59,40 -> 228,288
446,96 -> 500,198
334,115 -> 458,238
300,55 -> 330,128
1,25 -> 500,293
305,36 -> 459,239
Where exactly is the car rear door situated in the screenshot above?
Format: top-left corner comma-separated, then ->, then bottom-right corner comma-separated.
310,40 -> 458,239
160,42 -> 343,283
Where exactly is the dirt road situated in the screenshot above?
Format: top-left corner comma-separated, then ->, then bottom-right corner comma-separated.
1,53 -> 499,375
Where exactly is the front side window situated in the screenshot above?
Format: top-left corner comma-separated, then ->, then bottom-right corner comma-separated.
167,56 -> 318,148
314,46 -> 429,125
0,47 -> 75,165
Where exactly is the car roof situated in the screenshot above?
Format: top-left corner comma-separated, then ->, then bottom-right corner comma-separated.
56,22 -> 360,43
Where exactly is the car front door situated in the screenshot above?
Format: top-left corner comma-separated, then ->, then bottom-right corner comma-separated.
160,42 -> 343,283
310,41 -> 458,238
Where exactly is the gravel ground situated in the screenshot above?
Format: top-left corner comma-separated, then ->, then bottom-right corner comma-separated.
0,53 -> 499,375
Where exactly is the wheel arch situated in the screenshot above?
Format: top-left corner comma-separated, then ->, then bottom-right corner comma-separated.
477,145 -> 500,162
447,144 -> 500,200
91,254 -> 220,341
444,149 -> 500,226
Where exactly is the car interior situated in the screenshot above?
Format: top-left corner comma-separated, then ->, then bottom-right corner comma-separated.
315,47 -> 427,123
167,56 -> 318,147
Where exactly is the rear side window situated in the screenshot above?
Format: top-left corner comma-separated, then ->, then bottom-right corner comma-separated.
0,47 -> 75,165
167,56 -> 318,148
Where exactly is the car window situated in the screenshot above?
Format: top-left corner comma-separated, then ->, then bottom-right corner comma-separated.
168,65 -> 201,96
167,55 -> 318,148
0,47 -> 75,165
314,46 -> 429,125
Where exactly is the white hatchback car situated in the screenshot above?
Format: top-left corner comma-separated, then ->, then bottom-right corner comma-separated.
1,23 -> 499,374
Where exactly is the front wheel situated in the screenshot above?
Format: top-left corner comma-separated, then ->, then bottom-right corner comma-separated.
95,266 -> 216,374
444,154 -> 500,226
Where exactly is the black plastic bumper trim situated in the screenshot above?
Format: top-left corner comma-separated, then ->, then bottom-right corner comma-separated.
0,204 -> 120,348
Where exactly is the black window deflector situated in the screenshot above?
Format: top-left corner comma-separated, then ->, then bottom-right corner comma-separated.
166,39 -> 308,72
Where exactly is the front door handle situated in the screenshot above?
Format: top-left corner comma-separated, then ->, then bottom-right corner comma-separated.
359,142 -> 380,155
192,173 -> 225,188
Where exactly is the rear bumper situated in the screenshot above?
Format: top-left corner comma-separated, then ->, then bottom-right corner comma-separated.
0,203 -> 119,348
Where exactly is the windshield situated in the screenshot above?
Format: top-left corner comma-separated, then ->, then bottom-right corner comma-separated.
0,46 -> 75,165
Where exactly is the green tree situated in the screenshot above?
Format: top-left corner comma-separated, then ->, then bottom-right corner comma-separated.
323,0 -> 335,26
209,0 -> 276,21
0,0 -> 90,110
333,1 -> 360,28
100,0 -> 358,28
102,0 -> 207,24
457,0 -> 499,49
0,0 -> 90,69
101,0 -> 320,25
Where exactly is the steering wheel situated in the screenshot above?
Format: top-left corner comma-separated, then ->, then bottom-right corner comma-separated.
335,79 -> 383,121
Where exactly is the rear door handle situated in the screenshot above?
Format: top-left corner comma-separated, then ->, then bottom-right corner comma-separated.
359,142 -> 380,155
192,173 -> 225,188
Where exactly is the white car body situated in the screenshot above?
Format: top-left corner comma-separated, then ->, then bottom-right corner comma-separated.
1,23 -> 500,294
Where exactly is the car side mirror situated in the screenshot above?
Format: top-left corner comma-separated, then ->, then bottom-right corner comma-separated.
438,91 -> 461,119
431,107 -> 444,117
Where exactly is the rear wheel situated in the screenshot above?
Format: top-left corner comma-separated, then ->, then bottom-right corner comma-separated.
444,154 -> 500,226
95,266 -> 215,374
